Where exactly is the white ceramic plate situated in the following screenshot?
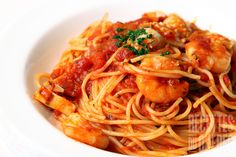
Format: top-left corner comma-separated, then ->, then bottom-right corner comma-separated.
0,0 -> 236,156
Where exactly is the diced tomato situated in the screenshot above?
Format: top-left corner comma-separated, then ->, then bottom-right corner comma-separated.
90,52 -> 107,70
115,48 -> 134,62
72,57 -> 93,75
55,76 -> 81,98
51,67 -> 65,79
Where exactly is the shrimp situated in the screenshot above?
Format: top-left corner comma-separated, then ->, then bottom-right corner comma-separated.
60,113 -> 109,149
185,31 -> 233,73
163,14 -> 191,40
152,14 -> 191,42
136,57 -> 189,103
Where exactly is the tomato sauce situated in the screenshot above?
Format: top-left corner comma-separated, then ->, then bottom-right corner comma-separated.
49,16 -> 158,100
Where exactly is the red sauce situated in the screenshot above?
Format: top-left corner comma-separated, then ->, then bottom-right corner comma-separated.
49,16 -> 165,100
115,48 -> 134,62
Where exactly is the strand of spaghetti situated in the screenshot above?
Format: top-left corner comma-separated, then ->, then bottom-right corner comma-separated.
105,97 -> 126,110
123,64 -> 181,78
91,71 -> 124,79
138,126 -> 167,141
91,80 -> 98,100
135,92 -> 143,112
34,73 -> 50,88
102,125 -> 166,140
125,141 -> 135,147
108,136 -> 133,155
79,95 -> 90,112
78,109 -> 106,120
135,125 -> 157,132
81,116 -> 157,125
207,125 -> 215,149
81,72 -> 93,102
130,47 -> 181,64
130,54 -> 165,63
150,113 -> 208,125
139,148 -> 187,156
187,66 -> 193,73
163,148 -> 187,155
79,21 -> 100,38
105,113 -> 127,120
171,46 -> 182,58
219,68 -> 236,99
128,137 -> 149,151
92,33 -> 110,48
155,135 -> 187,147
215,132 -> 236,138
102,105 -> 124,114
173,98 -> 192,120
119,137 -> 127,144
132,99 -> 148,120
101,12 -> 109,34
146,98 -> 183,116
137,151 -> 183,157
131,92 -> 147,120
193,92 -> 213,108
197,67 -> 215,85
162,106 -> 180,120
144,141 -> 188,154
126,95 -> 136,133
167,125 -> 188,143
197,79 -> 210,87
141,66 -> 201,80
219,124 -> 236,130
210,86 -> 236,109
69,37 -> 88,51
114,88 -> 138,97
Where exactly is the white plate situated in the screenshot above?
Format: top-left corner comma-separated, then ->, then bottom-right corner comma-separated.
0,0 -> 236,156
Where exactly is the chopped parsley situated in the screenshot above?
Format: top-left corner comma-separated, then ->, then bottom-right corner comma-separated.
160,51 -> 171,56
113,28 -> 152,56
116,27 -> 124,32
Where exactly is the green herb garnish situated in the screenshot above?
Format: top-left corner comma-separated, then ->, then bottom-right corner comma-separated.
160,51 -> 171,56
124,45 -> 149,56
116,28 -> 124,32
113,28 -> 152,56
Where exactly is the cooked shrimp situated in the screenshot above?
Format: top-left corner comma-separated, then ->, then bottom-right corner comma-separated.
61,113 -> 109,149
163,14 -> 191,40
136,57 -> 189,103
185,31 -> 232,73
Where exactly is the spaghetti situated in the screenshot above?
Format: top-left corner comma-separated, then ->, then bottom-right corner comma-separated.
34,11 -> 236,156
